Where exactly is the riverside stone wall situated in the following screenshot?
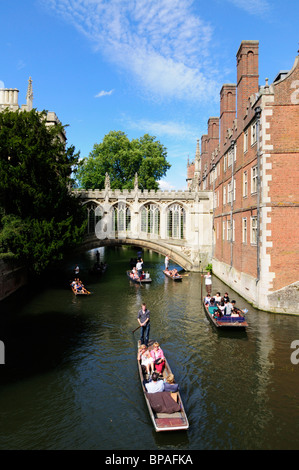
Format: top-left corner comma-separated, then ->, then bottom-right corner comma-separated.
0,259 -> 28,301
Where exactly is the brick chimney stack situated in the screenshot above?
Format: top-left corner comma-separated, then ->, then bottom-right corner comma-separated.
207,117 -> 219,161
236,40 -> 259,131
220,84 -> 236,154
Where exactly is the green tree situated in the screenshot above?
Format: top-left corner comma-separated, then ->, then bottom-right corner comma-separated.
0,109 -> 86,274
76,130 -> 171,190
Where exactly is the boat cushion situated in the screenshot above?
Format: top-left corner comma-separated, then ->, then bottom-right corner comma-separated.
146,391 -> 181,414
219,316 -> 245,322
163,383 -> 179,392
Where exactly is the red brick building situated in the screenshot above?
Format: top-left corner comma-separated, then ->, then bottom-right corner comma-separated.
190,40 -> 299,314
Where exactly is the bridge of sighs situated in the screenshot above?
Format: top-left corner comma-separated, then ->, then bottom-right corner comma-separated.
75,175 -> 213,271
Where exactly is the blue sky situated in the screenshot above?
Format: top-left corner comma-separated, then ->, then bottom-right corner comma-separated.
1,0 -> 298,189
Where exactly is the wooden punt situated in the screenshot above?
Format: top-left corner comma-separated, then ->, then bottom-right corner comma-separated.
127,271 -> 152,284
203,300 -> 248,329
71,285 -> 90,296
137,340 -> 189,432
163,270 -> 182,281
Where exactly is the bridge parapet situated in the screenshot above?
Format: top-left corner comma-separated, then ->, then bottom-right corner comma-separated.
74,188 -> 211,201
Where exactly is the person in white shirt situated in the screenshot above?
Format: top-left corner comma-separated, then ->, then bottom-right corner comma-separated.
214,292 -> 222,304
145,372 -> 164,393
203,271 -> 212,294
165,254 -> 170,270
136,259 -> 143,278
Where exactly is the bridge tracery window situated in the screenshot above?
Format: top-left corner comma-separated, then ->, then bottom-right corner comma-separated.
140,204 -> 160,235
112,202 -> 131,232
167,204 -> 186,239
86,203 -> 103,234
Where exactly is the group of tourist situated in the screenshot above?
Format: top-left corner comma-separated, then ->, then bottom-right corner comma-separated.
70,278 -> 90,295
164,267 -> 179,277
137,342 -> 179,401
136,302 -> 179,401
204,292 -> 247,318
129,257 -> 150,281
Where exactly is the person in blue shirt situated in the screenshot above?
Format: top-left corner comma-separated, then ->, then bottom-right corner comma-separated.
208,298 -> 220,317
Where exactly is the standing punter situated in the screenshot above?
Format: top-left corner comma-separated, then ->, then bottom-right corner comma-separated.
203,271 -> 212,295
137,303 -> 150,347
165,254 -> 170,270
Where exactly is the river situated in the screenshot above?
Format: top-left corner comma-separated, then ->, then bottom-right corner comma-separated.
0,246 -> 298,450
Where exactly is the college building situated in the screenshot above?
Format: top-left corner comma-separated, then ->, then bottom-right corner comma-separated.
187,40 -> 299,315
0,77 -> 65,139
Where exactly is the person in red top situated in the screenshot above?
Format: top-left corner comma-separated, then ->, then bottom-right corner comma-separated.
150,342 -> 165,375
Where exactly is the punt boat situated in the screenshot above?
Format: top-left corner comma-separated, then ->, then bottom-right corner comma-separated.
137,340 -> 189,432
71,285 -> 90,295
127,271 -> 152,284
163,270 -> 182,281
203,299 -> 248,329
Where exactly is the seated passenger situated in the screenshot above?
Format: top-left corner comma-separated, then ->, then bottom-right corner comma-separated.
231,300 -> 246,316
130,267 -> 139,279
164,373 -> 179,402
224,299 -> 233,316
204,294 -> 212,305
208,298 -> 220,317
150,342 -> 165,375
145,372 -> 164,393
223,292 -> 230,303
138,344 -> 154,376
214,292 -> 222,304
76,280 -> 89,294
218,300 -> 226,316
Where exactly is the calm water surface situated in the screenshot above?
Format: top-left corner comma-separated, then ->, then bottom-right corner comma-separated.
0,246 -> 298,450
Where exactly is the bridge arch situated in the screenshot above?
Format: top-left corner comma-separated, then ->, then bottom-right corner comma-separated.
79,236 -> 194,271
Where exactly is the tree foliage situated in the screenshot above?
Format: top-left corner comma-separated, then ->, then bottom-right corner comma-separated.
76,130 -> 171,190
0,109 -> 86,274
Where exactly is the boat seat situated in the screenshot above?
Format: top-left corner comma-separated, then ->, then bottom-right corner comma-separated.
156,412 -> 182,418
219,316 -> 245,322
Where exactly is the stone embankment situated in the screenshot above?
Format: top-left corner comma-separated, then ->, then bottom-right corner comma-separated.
0,259 -> 28,301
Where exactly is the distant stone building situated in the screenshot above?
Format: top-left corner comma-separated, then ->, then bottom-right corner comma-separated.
186,139 -> 201,190
0,77 -> 65,141
191,40 -> 299,314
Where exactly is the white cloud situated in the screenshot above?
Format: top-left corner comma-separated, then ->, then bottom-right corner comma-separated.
0,80 -> 5,88
158,180 -> 176,191
41,0 -> 220,102
95,89 -> 114,98
124,116 -> 198,140
226,0 -> 271,15
17,59 -> 26,70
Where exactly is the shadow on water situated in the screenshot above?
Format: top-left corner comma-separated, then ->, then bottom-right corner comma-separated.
152,430 -> 190,450
0,285 -> 98,386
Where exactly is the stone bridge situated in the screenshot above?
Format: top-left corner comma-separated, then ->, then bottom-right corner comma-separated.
74,176 -> 213,271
